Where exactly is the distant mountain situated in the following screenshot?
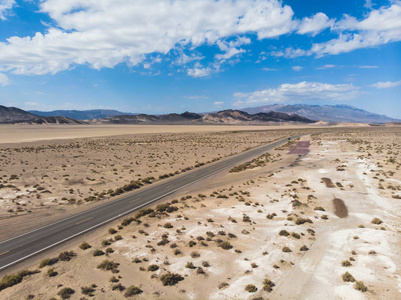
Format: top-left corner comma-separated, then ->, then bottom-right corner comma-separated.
28,109 -> 135,120
202,109 -> 315,124
0,105 -> 38,123
93,110 -> 314,124
17,116 -> 87,125
241,104 -> 399,123
91,111 -> 203,124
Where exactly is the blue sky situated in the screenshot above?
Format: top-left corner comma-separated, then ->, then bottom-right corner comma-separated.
0,0 -> 400,118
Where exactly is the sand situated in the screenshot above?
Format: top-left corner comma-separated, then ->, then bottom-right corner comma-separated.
0,126 -> 400,300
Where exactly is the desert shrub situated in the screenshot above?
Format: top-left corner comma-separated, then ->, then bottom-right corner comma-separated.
279,230 -> 290,236
164,223 -> 173,229
97,260 -> 119,272
148,265 -> 159,272
202,261 -> 210,267
134,208 -> 154,219
354,281 -> 368,292
188,241 -> 197,247
124,285 -> 143,296
121,217 -> 135,226
300,245 -> 309,251
101,239 -> 112,246
58,251 -> 76,262
291,232 -> 301,239
112,283 -> 125,291
251,262 -> 258,268
174,249 -> 181,255
106,247 -> 114,254
295,218 -> 313,225
263,278 -> 275,292
371,218 -> 383,225
160,273 -> 184,286
108,228 -> 117,234
242,215 -> 251,222
57,287 -> 75,299
341,260 -> 352,267
218,241 -> 233,250
342,272 -> 355,282
79,242 -> 91,250
266,213 -> 277,219
321,215 -> 328,220
110,276 -> 119,282
190,251 -> 200,258
282,247 -> 292,253
0,270 -> 39,291
114,235 -> 123,241
47,269 -> 57,277
185,262 -> 196,269
245,284 -> 257,293
39,258 -> 58,268
81,286 -> 95,295
314,206 -> 325,211
93,249 -> 105,256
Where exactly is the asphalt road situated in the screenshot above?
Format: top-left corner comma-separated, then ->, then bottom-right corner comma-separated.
0,133 -> 305,271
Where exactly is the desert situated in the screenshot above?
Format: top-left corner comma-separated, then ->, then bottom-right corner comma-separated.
0,125 -> 400,299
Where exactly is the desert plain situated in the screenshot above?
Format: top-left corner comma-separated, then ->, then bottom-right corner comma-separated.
0,124 -> 400,300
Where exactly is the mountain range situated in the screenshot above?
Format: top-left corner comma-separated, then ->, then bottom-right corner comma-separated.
91,109 -> 313,125
1,104 -> 399,125
0,105 -> 314,125
241,104 -> 398,124
28,109 -> 134,120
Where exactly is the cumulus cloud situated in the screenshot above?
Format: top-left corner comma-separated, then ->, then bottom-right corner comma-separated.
0,72 -> 9,85
297,12 -> 334,36
187,62 -> 218,78
234,81 -> 360,105
0,0 -> 14,20
262,68 -> 277,71
370,79 -> 401,88
214,101 -> 224,105
292,66 -> 303,71
275,2 -> 401,58
0,0 -> 296,75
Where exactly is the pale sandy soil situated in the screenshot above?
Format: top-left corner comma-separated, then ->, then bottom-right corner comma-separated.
0,127 -> 400,300
0,127 -> 321,240
0,124 -> 322,144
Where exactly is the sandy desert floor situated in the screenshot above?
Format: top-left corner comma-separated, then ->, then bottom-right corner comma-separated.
0,126 -> 400,300
0,126 -> 320,239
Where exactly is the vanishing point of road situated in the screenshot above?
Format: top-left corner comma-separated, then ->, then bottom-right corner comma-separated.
0,134 -> 305,271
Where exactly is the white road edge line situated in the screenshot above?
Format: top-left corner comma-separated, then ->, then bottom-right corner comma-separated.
0,135 -> 306,270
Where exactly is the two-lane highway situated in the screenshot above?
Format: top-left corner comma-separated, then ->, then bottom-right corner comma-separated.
0,134 -> 305,271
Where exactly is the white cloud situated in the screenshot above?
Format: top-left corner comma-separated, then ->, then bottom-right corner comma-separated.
187,62 -> 217,78
370,79 -> 401,88
292,66 -> 303,71
0,72 -> 9,85
0,0 -> 14,20
214,101 -> 224,105
316,64 -> 336,69
262,68 -> 277,71
297,12 -> 334,36
276,2 -> 401,58
234,81 -> 360,105
359,65 -> 378,69
0,0 -> 296,75
215,36 -> 250,60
